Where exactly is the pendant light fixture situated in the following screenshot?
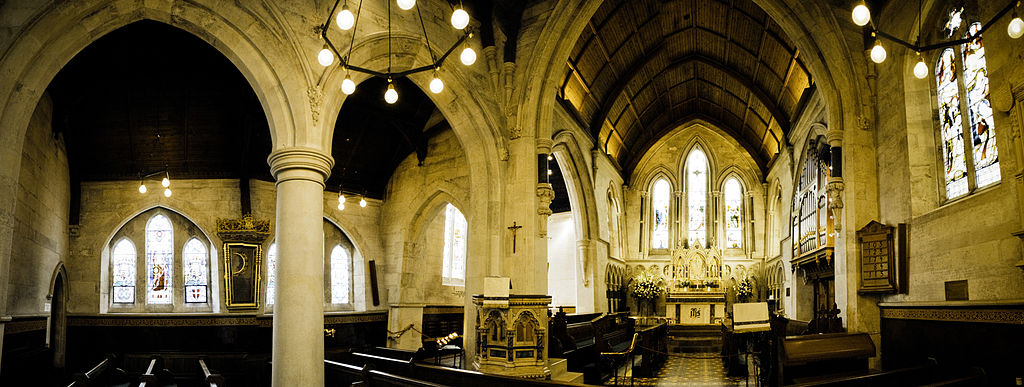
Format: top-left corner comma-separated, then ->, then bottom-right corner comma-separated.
1010,2 -> 1024,39
851,0 -> 1022,76
136,169 -> 173,197
359,197 -> 368,207
318,0 -> 475,103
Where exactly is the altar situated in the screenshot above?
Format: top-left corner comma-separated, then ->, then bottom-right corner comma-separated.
667,291 -> 726,325
667,246 -> 726,325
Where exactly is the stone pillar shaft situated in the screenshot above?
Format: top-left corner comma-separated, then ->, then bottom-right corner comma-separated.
268,148 -> 333,387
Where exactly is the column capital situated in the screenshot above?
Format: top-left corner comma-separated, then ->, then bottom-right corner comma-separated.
825,128 -> 843,147
536,138 -> 553,154
268,147 -> 334,186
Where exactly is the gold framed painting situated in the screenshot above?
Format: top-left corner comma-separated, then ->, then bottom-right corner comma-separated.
223,242 -> 262,310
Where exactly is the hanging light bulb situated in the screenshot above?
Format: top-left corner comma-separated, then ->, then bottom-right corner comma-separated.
359,197 -> 367,207
339,193 -> 346,203
547,154 -> 553,161
460,45 -> 476,65
338,202 -> 345,211
913,53 -> 928,79
852,2 -> 871,26
161,176 -> 170,188
384,81 -> 399,104
318,46 -> 334,66
164,188 -> 172,198
138,183 -> 147,194
870,37 -> 886,64
337,4 -> 355,30
341,73 -> 356,95
1009,9 -> 1024,39
451,8 -> 470,30
397,0 -> 415,11
429,70 -> 444,94
547,169 -> 553,176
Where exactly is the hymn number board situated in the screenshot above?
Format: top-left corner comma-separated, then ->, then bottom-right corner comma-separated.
856,221 -> 905,294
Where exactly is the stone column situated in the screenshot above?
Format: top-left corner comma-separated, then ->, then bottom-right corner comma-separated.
268,147 -> 333,387
710,190 -> 722,248
825,129 -> 844,233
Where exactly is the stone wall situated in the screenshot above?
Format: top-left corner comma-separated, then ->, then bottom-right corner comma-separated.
380,128 -> 469,306
67,178 -> 385,314
6,93 -> 69,317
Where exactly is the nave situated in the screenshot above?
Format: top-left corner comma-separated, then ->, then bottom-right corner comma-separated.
1,0 -> 1024,386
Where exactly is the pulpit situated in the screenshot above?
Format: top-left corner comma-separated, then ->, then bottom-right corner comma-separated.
665,246 -> 725,325
472,278 -> 552,379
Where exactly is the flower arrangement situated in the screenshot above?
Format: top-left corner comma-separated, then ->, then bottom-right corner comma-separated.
631,271 -> 664,300
736,278 -> 754,301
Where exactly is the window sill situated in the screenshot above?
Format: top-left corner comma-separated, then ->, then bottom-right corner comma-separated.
917,181 -> 1004,223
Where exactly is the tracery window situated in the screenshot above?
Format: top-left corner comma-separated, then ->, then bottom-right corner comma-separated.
442,203 -> 467,286
650,179 -> 671,249
107,209 -> 212,311
935,10 -> 1000,200
111,239 -> 136,304
723,178 -> 743,249
330,245 -> 352,304
146,215 -> 173,304
687,149 -> 708,248
182,238 -> 209,303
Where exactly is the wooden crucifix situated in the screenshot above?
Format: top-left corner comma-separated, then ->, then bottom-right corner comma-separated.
508,221 -> 523,254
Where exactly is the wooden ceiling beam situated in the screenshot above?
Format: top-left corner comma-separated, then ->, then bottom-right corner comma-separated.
588,50 -> 791,154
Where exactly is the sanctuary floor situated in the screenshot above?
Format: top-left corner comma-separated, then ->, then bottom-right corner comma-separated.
608,352 -> 750,387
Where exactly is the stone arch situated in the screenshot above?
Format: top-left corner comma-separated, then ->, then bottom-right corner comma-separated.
47,262 -> 70,369
679,136 -> 720,184
392,189 -> 468,303
551,129 -> 600,242
323,216 -> 370,310
0,1 -> 312,315
716,167 -> 757,193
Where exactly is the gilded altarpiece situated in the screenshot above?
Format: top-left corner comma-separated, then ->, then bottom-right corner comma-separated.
666,246 -> 725,325
216,216 -> 271,310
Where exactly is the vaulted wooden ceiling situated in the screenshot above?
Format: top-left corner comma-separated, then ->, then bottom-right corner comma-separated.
560,0 -> 813,174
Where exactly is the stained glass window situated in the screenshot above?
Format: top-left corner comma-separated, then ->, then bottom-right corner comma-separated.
687,149 -> 708,248
112,239 -> 136,304
330,245 -> 351,304
145,215 -> 173,304
936,48 -> 968,199
650,179 -> 671,249
943,7 -> 964,38
724,178 -> 743,249
182,238 -> 208,303
266,243 -> 277,305
442,204 -> 467,286
961,23 -> 1000,188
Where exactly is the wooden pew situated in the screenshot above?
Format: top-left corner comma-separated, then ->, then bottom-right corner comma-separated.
781,332 -> 876,383
67,354 -> 129,387
334,352 -> 583,387
198,358 -> 225,387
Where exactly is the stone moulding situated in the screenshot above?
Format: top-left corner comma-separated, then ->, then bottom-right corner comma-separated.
216,215 -> 271,243
880,308 -> 1024,325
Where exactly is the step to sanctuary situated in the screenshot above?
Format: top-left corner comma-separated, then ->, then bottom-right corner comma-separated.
668,324 -> 723,353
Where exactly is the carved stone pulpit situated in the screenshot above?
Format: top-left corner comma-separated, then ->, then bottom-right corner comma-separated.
472,278 -> 552,379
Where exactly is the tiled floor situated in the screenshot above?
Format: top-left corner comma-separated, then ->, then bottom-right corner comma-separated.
606,353 -> 752,387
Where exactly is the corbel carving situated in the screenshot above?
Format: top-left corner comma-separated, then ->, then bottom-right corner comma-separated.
826,179 -> 845,233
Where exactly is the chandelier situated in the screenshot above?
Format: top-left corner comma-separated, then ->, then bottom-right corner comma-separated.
849,0 -> 1022,78
317,0 -> 475,104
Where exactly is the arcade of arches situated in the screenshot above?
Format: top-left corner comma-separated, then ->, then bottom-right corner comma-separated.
1,0 -> 1023,385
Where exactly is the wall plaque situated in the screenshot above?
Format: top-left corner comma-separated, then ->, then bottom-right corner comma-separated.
216,215 -> 271,310
223,243 -> 262,309
857,221 -> 906,294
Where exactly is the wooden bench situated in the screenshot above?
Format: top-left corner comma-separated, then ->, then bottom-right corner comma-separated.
781,332 -> 876,383
66,354 -> 129,387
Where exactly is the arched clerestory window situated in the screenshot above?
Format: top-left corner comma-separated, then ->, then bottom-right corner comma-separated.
935,9 -> 1000,200
686,149 -> 709,248
182,238 -> 209,303
111,239 -> 137,304
723,178 -> 743,249
145,214 -> 174,304
106,208 -> 213,312
330,245 -> 352,304
650,179 -> 671,249
442,203 -> 468,286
